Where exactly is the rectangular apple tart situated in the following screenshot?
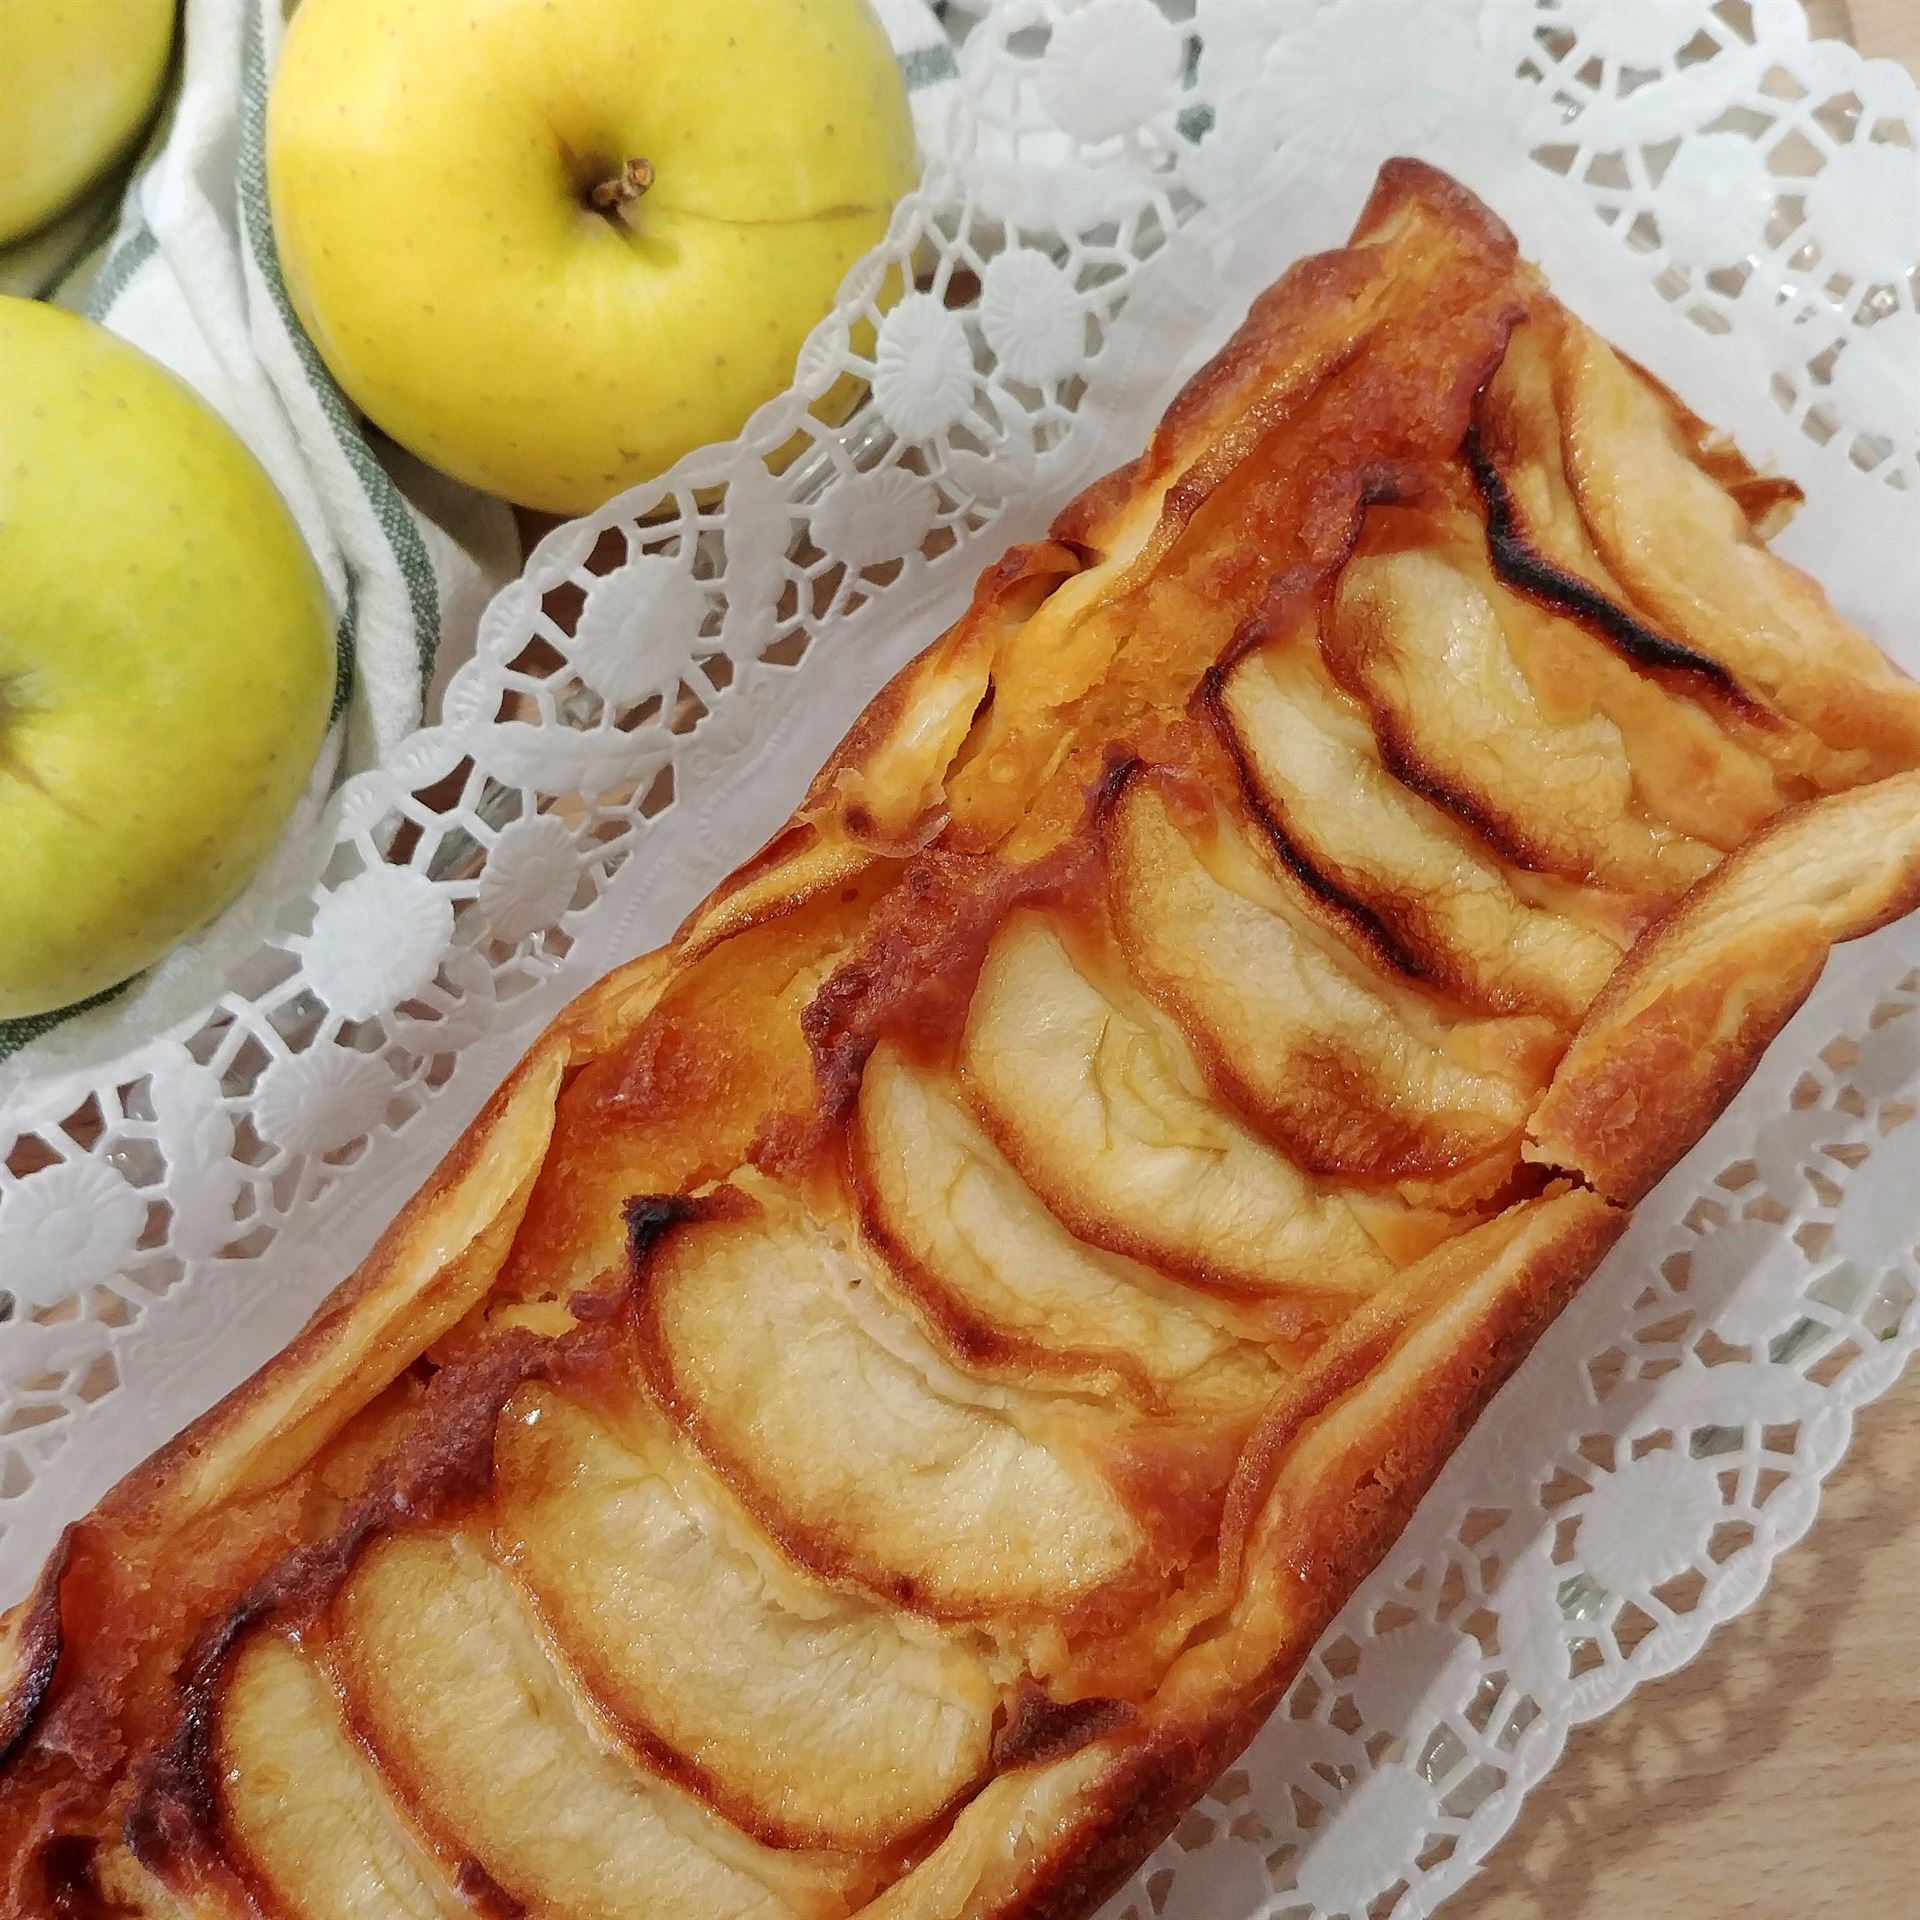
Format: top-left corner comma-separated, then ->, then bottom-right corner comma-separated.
5,159 -> 1920,1920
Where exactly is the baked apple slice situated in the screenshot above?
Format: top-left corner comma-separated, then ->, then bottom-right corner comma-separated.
1326,522 -> 1717,893
853,1043 -> 1282,1408
215,1633 -> 456,1920
1556,318 -> 1920,777
959,913 -> 1409,1311
1214,638 -> 1624,1021
329,1532 -> 864,1917
494,1386 -> 997,1852
631,1187 -> 1150,1619
1105,775 -> 1548,1192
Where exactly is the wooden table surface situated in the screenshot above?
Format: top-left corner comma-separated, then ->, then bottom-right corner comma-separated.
1468,7 -> 1920,1916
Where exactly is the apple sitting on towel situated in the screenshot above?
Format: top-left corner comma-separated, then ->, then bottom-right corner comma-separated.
0,300 -> 335,1020
266,0 -> 919,514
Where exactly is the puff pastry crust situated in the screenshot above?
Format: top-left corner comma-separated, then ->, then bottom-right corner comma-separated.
6,160 -> 1920,1920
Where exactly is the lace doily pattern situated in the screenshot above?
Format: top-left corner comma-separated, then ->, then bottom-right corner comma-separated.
2,5 -> 1915,1916
1510,0 -> 1919,497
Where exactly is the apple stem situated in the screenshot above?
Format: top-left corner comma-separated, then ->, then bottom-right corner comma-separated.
589,157 -> 655,219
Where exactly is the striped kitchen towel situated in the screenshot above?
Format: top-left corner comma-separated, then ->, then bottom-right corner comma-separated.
1,0 -> 962,1068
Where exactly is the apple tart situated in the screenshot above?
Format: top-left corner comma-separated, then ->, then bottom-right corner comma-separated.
5,159 -> 1920,1920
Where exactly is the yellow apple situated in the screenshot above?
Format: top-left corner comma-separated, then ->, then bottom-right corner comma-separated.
0,299 -> 334,1019
0,0 -> 177,247
266,0 -> 918,515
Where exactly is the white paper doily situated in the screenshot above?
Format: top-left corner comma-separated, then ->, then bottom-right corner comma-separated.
2,5 -> 1917,1916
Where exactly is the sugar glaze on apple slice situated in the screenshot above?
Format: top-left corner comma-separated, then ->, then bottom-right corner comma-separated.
493,1384 -> 999,1853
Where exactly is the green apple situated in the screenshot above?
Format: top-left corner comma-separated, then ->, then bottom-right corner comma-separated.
0,299 -> 334,1019
0,0 -> 177,247
266,0 -> 918,515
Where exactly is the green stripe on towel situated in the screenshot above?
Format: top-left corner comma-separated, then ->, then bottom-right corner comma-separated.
237,0 -> 442,696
